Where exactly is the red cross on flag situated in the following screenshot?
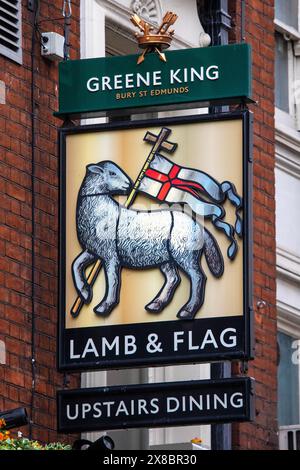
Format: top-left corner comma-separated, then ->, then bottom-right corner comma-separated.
138,154 -> 225,218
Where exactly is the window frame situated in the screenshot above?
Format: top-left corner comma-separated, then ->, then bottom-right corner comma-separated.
275,1 -> 300,129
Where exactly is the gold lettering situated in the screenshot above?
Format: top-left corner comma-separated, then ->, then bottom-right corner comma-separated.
149,86 -> 190,97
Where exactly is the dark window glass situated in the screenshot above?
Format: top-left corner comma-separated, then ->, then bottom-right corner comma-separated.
276,0 -> 298,29
275,32 -> 289,112
278,331 -> 300,426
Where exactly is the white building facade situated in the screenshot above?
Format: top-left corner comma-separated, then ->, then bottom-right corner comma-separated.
275,0 -> 300,451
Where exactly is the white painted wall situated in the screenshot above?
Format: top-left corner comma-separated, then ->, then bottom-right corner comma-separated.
81,0 -> 106,58
276,169 -> 300,257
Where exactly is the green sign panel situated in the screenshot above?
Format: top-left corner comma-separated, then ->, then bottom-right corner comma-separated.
56,43 -> 252,118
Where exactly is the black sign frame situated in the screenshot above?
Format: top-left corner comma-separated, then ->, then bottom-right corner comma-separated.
58,110 -> 253,372
57,377 -> 255,433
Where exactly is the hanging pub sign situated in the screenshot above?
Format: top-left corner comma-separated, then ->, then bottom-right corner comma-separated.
55,43 -> 252,119
57,377 -> 255,433
58,111 -> 253,371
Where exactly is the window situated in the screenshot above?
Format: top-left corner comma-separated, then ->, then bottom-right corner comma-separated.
278,331 -> 300,426
0,0 -> 22,64
275,0 -> 300,129
275,0 -> 299,30
275,32 -> 289,112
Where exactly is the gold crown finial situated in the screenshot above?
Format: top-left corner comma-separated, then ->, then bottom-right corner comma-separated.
130,11 -> 178,64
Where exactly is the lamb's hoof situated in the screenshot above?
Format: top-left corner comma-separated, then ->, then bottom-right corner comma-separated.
94,302 -> 114,317
177,309 -> 195,320
80,284 -> 92,304
145,299 -> 164,314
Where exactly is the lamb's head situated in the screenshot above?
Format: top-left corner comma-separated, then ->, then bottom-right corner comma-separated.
82,161 -> 132,196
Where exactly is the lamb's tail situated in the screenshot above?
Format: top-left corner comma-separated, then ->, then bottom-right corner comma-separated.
203,228 -> 224,278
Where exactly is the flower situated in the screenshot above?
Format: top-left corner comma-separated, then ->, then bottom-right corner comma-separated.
0,430 -> 10,441
0,418 -> 6,429
0,417 -> 71,450
191,437 -> 203,444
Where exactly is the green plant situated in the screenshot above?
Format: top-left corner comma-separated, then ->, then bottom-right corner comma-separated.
0,418 -> 72,451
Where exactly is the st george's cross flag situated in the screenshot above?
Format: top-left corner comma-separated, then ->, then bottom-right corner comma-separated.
138,154 -> 226,219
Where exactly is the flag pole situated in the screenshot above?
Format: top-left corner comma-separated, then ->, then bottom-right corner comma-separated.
70,127 -> 173,318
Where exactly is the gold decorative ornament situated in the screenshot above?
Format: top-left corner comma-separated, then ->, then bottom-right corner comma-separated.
130,11 -> 178,64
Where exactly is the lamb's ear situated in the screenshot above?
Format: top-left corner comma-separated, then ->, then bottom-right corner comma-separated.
87,164 -> 104,174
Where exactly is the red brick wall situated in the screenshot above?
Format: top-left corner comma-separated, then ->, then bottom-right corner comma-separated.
229,0 -> 278,449
0,1 -> 80,443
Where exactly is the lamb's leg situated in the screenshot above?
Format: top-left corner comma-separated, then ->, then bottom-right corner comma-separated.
94,258 -> 121,317
177,262 -> 206,320
170,251 -> 207,320
72,250 -> 95,303
145,262 -> 180,313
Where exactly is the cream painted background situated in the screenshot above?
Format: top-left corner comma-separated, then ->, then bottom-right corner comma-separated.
65,120 -> 243,329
